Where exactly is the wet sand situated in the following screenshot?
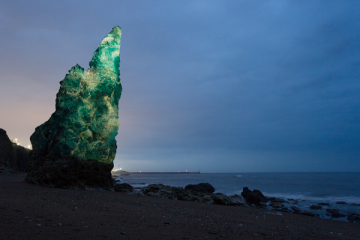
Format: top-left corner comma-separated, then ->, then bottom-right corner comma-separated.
1,173 -> 359,240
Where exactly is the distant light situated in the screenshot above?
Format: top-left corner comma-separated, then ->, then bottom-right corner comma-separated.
28,145 -> 31,149
186,170 -> 187,172
15,138 -> 18,143
140,170 -> 141,173
17,143 -> 20,145
120,168 -> 122,170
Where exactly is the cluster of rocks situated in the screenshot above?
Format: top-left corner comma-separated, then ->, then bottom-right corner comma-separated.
128,183 -> 360,223
139,183 -> 245,206
0,128 -> 30,173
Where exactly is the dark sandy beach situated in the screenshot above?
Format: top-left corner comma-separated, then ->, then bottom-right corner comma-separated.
1,173 -> 359,240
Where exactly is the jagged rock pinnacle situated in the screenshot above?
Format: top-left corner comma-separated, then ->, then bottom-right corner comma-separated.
26,27 -> 122,189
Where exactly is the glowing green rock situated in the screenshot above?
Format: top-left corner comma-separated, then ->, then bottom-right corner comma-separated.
26,27 -> 122,189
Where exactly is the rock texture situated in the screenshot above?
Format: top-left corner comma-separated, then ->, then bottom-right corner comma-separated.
0,128 -> 30,173
26,27 -> 122,189
241,187 -> 268,206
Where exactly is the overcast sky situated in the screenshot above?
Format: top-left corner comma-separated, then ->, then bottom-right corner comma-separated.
0,0 -> 359,172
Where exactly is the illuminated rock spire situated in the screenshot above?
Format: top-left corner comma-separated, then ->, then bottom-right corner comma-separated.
26,27 -> 122,189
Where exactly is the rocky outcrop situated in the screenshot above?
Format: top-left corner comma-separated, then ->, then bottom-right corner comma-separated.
185,183 -> 215,194
326,208 -> 346,218
211,193 -> 232,205
0,129 -> 30,173
140,183 -> 245,206
114,183 -> 133,192
241,187 -> 268,206
26,27 -> 122,189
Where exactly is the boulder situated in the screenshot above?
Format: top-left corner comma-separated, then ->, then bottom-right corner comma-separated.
347,213 -> 360,223
141,184 -> 183,200
291,206 -> 301,213
310,205 -> 322,210
229,194 -> 246,206
185,183 -> 215,194
26,27 -> 122,189
0,129 -> 30,173
326,208 -> 346,218
114,183 -> 133,192
211,193 -> 232,205
241,187 -> 268,205
336,201 -> 347,204
270,201 -> 284,208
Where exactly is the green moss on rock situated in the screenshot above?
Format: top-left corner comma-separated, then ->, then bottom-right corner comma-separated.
26,27 -> 122,189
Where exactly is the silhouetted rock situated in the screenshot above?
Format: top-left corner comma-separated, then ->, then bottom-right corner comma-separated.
229,194 -> 246,206
336,201 -> 347,204
241,187 -> 268,205
185,183 -> 215,194
318,203 -> 330,206
326,208 -> 346,218
141,184 -> 183,200
0,128 -> 30,173
211,193 -> 232,205
114,183 -> 133,192
26,27 -> 122,189
347,213 -> 360,222
141,183 -> 246,206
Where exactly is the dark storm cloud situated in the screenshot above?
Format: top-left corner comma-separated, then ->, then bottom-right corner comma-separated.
0,0 -> 359,171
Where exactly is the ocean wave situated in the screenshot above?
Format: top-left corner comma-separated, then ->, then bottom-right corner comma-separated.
261,192 -> 360,204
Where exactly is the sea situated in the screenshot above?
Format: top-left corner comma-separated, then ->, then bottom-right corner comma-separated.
114,172 -> 360,222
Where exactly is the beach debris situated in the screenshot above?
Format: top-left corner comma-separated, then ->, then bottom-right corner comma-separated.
114,183 -> 133,193
241,187 -> 268,206
26,27 -> 122,189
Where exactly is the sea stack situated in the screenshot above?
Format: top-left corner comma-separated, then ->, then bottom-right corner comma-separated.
26,27 -> 122,189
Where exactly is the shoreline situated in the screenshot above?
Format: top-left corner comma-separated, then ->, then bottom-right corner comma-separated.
113,174 -> 360,223
1,173 -> 359,239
